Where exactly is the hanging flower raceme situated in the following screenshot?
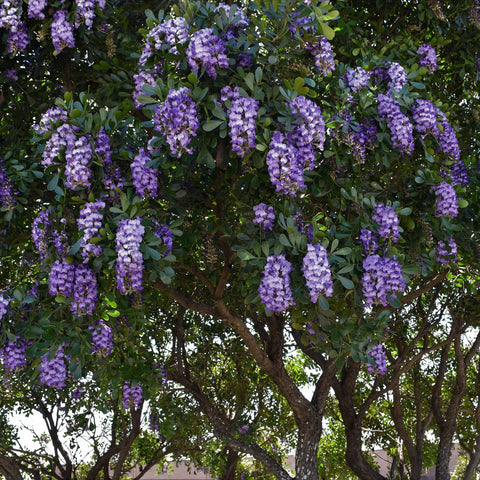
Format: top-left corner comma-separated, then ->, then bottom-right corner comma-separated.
40,345 -> 68,389
186,28 -> 229,79
258,254 -> 295,312
302,243 -> 333,303
362,255 -> 406,306
253,203 -> 275,231
42,123 -> 77,167
386,62 -> 408,92
154,87 -> 200,158
34,106 -> 68,134
1,336 -> 27,372
122,381 -> 143,409
78,200 -> 105,260
435,109 -> 461,160
436,236 -> 458,264
367,344 -> 387,375
32,210 -> 52,260
71,264 -> 98,316
412,99 -> 439,136
309,36 -> 335,76
0,0 -> 21,32
344,67 -> 371,92
152,221 -> 173,256
131,149 -> 158,198
226,96 -> 259,158
27,0 -> 47,19
115,218 -> 145,294
7,22 -> 30,54
417,43 -> 437,73
95,128 -> 124,190
448,160 -> 469,187
372,204 -> 400,242
359,229 -> 379,255
65,135 -> 93,189
0,295 -> 9,321
51,9 -> 75,53
432,182 -> 458,218
0,161 -> 16,210
49,259 -> 75,297
89,320 -> 113,356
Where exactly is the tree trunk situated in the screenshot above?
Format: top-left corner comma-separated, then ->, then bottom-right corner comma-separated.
220,450 -> 239,480
294,418 -> 322,480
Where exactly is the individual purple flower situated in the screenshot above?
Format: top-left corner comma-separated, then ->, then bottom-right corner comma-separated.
89,320 -> 113,356
0,161 -> 16,210
238,424 -> 249,434
71,264 -> 97,316
377,93 -> 414,155
302,243 -> 333,303
40,345 -> 68,389
123,381 -> 143,409
309,36 -> 335,76
72,388 -> 84,400
49,259 -> 75,297
417,43 -> 437,73
266,131 -> 305,197
253,203 -> 275,231
433,182 -> 458,218
28,0 -> 47,19
258,254 -> 295,312
367,344 -> 387,375
154,87 -> 200,158
42,123 -> 77,167
78,200 -> 105,260
115,218 -> 145,294
412,99 -> 439,136
65,135 -> 93,189
387,62 -> 407,92
51,10 -> 75,53
32,210 -> 52,260
2,336 -> 27,372
152,221 -> 173,256
372,204 -> 400,242
362,255 -> 406,306
345,67 -> 371,92
131,149 -> 158,198
186,28 -> 229,79
360,229 -> 378,255
436,236 -> 457,264
8,23 -> 30,54
227,96 -> 258,157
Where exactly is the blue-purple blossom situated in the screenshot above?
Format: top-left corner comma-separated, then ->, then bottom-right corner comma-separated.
52,229 -> 69,256
377,93 -> 414,155
372,204 -> 400,242
362,255 -> 406,306
387,62 -> 407,92
51,10 -> 75,53
75,0 -> 96,28
448,160 -> 469,187
435,108 -> 461,160
221,85 -> 241,103
0,294 -> 9,320
186,28 -> 229,79
412,99 -> 439,136
309,36 -> 335,76
42,123 -> 77,167
28,0 -> 47,19
5,69 -> 18,81
65,135 -> 93,189
258,254 -> 295,312
133,69 -> 158,109
417,43 -> 437,73
253,203 -> 275,231
32,210 -> 52,260
302,243 -> 333,302
78,200 -> 105,260
40,345 -> 68,389
433,182 -> 458,218
152,221 -> 173,256
116,218 -> 145,294
154,87 -> 200,157
360,229 -> 378,255
2,336 -> 27,371
436,236 -> 457,264
34,107 -> 68,134
345,67 -> 371,92
367,344 -> 387,375
123,381 -> 143,409
8,23 -> 30,54
89,320 -> 113,356
49,259 -> 75,297
0,0 -> 21,32
227,96 -> 258,157
71,264 -> 97,316
95,128 -> 124,190
131,149 -> 158,198
0,161 -> 16,210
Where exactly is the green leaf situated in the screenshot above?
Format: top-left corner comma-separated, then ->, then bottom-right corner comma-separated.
237,249 -> 255,260
279,234 -> 292,247
458,199 -> 468,208
337,275 -> 354,289
319,22 -> 335,40
203,119 -> 224,132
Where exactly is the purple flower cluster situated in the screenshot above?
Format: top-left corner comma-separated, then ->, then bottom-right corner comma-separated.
1,336 -> 27,371
78,200 -> 105,260
227,96 -> 258,157
436,109 -> 460,160
0,294 -> 9,320
387,62 -> 408,92
367,344 -> 387,375
49,259 -> 75,297
216,2 -> 248,38
412,99 -> 439,136
8,23 -> 30,54
417,43 -> 437,73
89,320 -> 113,356
75,0 -> 96,28
131,149 -> 158,198
71,264 -> 98,316
0,0 -> 21,32
152,221 -> 173,256
0,161 -> 16,210
132,69 -> 158,109
51,10 -> 75,53
258,254 -> 295,312
221,85 -> 241,104
52,229 -> 69,256
372,204 -> 400,242
42,123 -> 77,167
360,229 -> 378,255
266,131 -> 305,196
5,69 -> 18,81
309,36 -> 335,76
34,106 -> 68,134
253,203 -> 275,231
377,93 -> 414,155
449,160 -> 469,187
32,210 -> 52,260
186,28 -> 229,79
436,236 -> 457,264
123,381 -> 143,409
28,0 -> 47,19
115,218 -> 145,294
362,255 -> 406,306
302,243 -> 333,302
95,128 -> 124,190
345,67 -> 371,92
433,182 -> 458,218
154,87 -> 200,158
65,135 -> 93,189
40,345 -> 68,389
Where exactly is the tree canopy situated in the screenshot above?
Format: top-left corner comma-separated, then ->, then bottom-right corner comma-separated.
2,0 -> 480,479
